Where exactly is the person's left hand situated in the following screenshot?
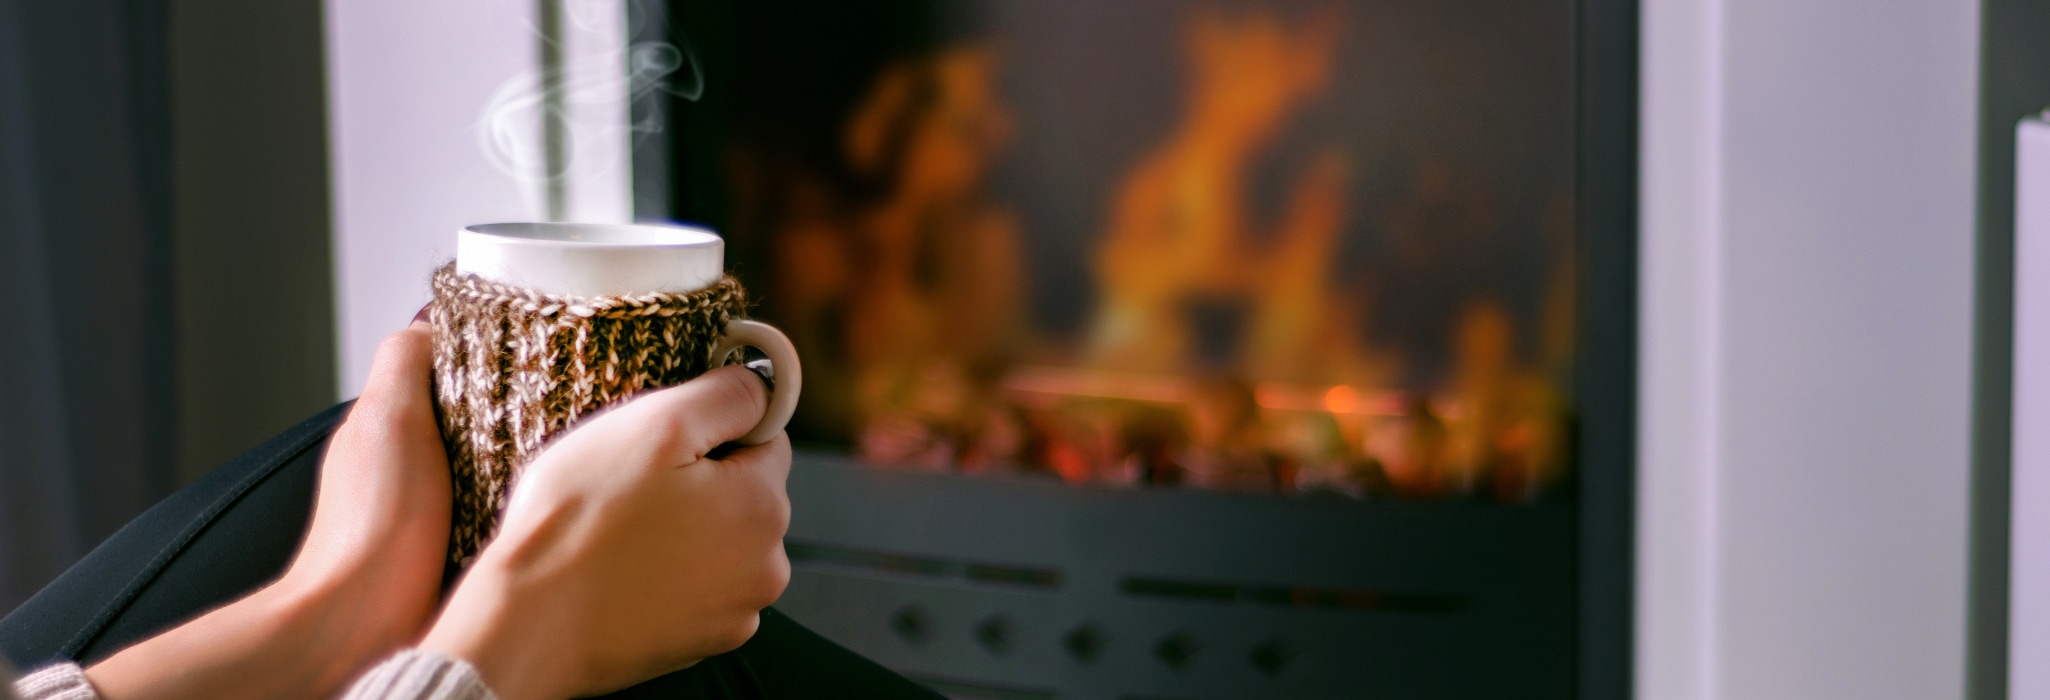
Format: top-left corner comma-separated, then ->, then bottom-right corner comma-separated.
272,313 -> 454,679
86,314 -> 453,699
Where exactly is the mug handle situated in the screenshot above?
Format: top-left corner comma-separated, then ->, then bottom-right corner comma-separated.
708,320 -> 803,446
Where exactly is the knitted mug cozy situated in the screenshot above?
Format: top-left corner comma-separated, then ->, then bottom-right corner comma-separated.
427,262 -> 749,566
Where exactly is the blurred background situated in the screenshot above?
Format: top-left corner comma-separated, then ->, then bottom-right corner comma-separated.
0,0 -> 2045,697
692,0 -> 1579,501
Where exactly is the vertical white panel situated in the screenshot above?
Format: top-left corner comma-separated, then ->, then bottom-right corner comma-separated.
1637,0 -> 1723,697
1641,0 -> 1980,697
559,0 -> 633,223
2012,116 -> 2050,700
326,0 -> 539,396
326,0 -> 634,396
1718,0 -> 1978,697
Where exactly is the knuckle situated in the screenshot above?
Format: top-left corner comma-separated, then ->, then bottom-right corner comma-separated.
762,550 -> 792,604
766,433 -> 793,464
374,326 -> 432,363
635,402 -> 694,460
658,368 -> 770,459
704,366 -> 768,418
766,490 -> 792,536
745,477 -> 789,522
715,613 -> 762,653
367,335 -> 433,394
352,330 -> 435,421
609,388 -> 697,462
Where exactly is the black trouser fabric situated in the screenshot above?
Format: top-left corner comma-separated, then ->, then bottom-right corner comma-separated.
0,403 -> 937,699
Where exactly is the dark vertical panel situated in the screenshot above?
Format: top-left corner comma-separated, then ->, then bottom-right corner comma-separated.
0,0 -> 87,614
629,0 -> 674,221
1576,0 -> 1638,697
540,0 -> 568,221
168,0 -> 336,483
0,0 -> 179,611
39,0 -> 179,551
1971,0 -> 2050,697
664,0 -> 735,230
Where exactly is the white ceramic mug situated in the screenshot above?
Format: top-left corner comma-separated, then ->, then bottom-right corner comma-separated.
456,221 -> 801,445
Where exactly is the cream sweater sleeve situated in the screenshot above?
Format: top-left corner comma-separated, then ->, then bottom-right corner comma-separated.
7,663 -> 93,700
339,650 -> 497,700
9,650 -> 497,700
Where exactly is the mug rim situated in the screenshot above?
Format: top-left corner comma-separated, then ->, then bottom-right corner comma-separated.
464,222 -> 721,248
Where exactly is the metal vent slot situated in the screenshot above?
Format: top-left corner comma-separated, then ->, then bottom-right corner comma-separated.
912,675 -> 1059,700
786,540 -> 1063,590
1119,577 -> 1463,613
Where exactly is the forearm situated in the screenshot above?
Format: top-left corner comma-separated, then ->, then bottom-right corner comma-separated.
83,576 -> 389,700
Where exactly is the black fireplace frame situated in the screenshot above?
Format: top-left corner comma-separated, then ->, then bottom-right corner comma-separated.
1572,0 -> 1639,696
636,0 -> 1638,695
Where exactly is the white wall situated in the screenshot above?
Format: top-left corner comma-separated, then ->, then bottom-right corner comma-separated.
1639,0 -> 1981,698
2012,117 -> 2050,699
326,0 -> 536,396
325,0 -> 632,396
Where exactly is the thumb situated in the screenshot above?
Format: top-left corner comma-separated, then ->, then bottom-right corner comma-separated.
351,319 -> 437,428
601,365 -> 772,466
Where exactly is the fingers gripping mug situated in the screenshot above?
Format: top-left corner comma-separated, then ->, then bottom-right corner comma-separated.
430,222 -> 801,566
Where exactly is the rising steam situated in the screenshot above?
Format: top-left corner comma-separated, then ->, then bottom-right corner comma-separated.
476,0 -> 701,220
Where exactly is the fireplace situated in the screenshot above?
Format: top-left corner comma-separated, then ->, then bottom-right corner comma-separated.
637,0 -> 1635,696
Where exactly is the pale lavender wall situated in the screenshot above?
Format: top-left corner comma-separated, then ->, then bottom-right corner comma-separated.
326,0 -> 637,396
2010,117 -> 2050,699
325,0 -> 540,396
1641,0 -> 1980,697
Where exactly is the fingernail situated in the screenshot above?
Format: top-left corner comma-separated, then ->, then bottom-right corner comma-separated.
742,358 -> 775,392
413,304 -> 431,324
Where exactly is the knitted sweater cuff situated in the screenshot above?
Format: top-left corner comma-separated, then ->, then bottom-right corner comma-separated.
8,650 -> 496,700
10,662 -> 96,700
341,648 -> 499,700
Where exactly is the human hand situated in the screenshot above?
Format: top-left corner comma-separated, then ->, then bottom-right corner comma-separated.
420,366 -> 792,700
270,314 -> 453,676
86,316 -> 452,699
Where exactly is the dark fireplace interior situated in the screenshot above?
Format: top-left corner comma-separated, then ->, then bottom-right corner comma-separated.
641,1 -> 1635,696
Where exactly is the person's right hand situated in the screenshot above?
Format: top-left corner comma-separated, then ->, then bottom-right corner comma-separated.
419,365 -> 793,700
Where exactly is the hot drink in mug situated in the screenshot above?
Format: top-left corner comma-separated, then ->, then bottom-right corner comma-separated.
430,222 -> 801,565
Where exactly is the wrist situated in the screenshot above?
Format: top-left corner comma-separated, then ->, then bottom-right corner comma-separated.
270,527 -> 447,653
420,559 -> 571,700
247,580 -> 386,691
259,565 -> 431,692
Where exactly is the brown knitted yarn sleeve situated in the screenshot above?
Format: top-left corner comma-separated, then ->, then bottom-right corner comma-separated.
427,262 -> 748,567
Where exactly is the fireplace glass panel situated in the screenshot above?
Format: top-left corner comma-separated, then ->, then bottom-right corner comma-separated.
647,0 -> 1612,696
663,0 -> 1579,505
